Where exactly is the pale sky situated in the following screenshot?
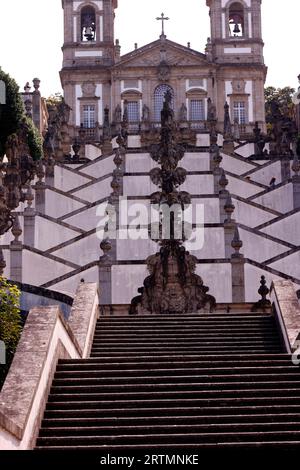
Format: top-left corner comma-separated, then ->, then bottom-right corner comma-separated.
0,0 -> 299,97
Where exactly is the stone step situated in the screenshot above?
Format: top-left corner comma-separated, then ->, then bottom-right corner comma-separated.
47,388 -> 300,402
90,346 -> 282,353
55,364 -> 296,375
34,441 -> 300,450
43,403 -> 300,418
34,430 -> 300,446
50,381 -> 300,394
41,413 -> 300,428
45,395 -> 300,410
38,421 -> 300,437
53,372 -> 300,383
57,354 -> 293,365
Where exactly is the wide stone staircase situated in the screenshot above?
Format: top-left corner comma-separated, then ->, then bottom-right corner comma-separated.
36,313 -> 300,450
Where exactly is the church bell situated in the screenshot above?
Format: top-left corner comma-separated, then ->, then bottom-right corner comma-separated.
233,22 -> 241,34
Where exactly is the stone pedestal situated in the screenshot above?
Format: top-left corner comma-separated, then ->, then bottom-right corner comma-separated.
231,254 -> 245,303
35,183 -> 46,213
98,261 -> 113,305
23,207 -> 35,247
223,139 -> 235,155
292,175 -> 300,209
224,221 -> 235,258
10,241 -> 22,283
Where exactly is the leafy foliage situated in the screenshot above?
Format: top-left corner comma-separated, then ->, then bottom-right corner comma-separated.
0,68 -> 24,157
0,68 -> 43,160
46,93 -> 63,107
0,277 -> 22,388
265,86 -> 295,124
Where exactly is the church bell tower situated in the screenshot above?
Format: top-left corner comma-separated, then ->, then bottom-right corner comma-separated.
206,0 -> 267,131
60,0 -> 118,132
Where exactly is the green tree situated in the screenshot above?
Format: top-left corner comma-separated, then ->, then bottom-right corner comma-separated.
0,68 -> 43,160
0,277 -> 22,388
265,86 -> 295,124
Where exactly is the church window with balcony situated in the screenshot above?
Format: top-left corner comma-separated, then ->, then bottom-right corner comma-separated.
233,101 -> 247,124
127,101 -> 140,122
83,105 -> 95,128
190,99 -> 205,121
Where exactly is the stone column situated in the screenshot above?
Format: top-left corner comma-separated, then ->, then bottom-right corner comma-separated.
10,214 -> 23,283
292,154 -> 300,209
35,160 -> 46,213
224,194 -> 236,258
218,169 -> 229,223
45,157 -> 55,187
98,239 -> 113,305
230,226 -> 245,303
23,186 -> 35,247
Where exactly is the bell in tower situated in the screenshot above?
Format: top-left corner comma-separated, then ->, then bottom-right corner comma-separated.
81,7 -> 96,42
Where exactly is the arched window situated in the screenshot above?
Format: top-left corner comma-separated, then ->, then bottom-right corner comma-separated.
154,84 -> 174,122
81,6 -> 96,42
228,2 -> 244,37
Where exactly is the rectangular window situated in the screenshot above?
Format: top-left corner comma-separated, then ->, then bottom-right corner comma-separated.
127,101 -> 140,122
83,105 -> 95,128
233,101 -> 247,124
190,100 -> 205,121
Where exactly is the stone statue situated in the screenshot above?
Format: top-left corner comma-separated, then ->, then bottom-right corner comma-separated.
142,104 -> 150,122
114,104 -> 122,123
179,103 -> 187,122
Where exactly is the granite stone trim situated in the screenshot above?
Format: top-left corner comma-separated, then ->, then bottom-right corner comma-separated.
254,207 -> 300,231
226,170 -> 268,190
245,258 -> 300,287
241,158 -> 281,178
222,151 -> 259,169
271,280 -> 300,353
35,212 -> 85,235
0,306 -> 81,446
45,228 -> 99,255
248,179 -> 291,202
46,186 -> 90,206
76,151 -> 115,171
264,246 -> 300,266
58,196 -> 109,222
41,261 -> 99,289
232,194 -> 282,217
68,173 -> 113,195
9,281 -> 73,307
23,245 -> 80,270
68,282 -> 99,357
238,223 -> 296,251
56,163 -> 97,181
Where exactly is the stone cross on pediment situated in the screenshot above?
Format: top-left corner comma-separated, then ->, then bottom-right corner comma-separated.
156,12 -> 170,38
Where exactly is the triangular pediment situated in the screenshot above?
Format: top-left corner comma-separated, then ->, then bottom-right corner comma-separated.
114,39 -> 209,69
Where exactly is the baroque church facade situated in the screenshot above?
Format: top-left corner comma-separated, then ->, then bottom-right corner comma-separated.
61,0 -> 267,137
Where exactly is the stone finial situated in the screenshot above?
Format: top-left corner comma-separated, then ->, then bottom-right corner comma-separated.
224,194 -> 235,222
36,159 -> 45,184
12,214 -> 22,242
219,169 -> 229,193
224,102 -> 232,137
251,275 -> 271,312
231,226 -> 243,257
113,149 -> 123,169
25,185 -> 34,209
32,78 -> 41,92
0,247 -> 6,275
100,238 -> 112,263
